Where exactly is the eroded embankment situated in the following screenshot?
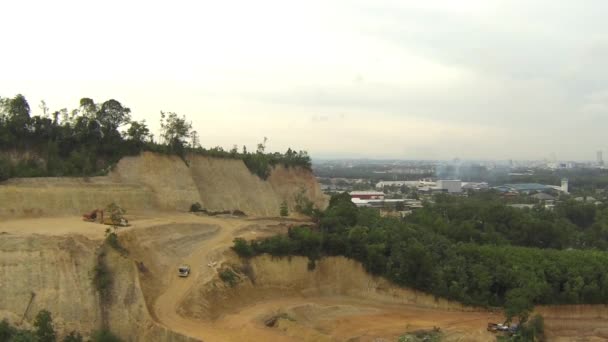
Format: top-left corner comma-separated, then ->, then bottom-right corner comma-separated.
0,231 -> 199,341
181,255 -> 477,321
0,152 -> 327,218
535,305 -> 608,341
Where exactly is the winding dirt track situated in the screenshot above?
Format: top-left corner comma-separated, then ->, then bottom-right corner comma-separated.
133,215 -> 496,342
150,215 -> 298,341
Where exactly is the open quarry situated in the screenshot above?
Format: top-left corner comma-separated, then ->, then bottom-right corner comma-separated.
0,213 -> 500,341
1,153 -> 608,341
3,213 -> 608,341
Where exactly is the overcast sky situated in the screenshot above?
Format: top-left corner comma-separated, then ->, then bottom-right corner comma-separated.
1,0 -> 606,160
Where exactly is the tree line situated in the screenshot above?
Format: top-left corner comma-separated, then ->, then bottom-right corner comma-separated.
0,94 -> 310,181
233,192 -> 608,325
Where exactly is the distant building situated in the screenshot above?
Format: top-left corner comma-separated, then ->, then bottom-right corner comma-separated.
437,180 -> 462,193
561,178 -> 569,194
351,197 -> 423,210
531,193 -> 556,201
598,150 -> 604,166
375,181 -> 420,189
495,183 -> 552,193
349,191 -> 385,200
462,182 -> 489,191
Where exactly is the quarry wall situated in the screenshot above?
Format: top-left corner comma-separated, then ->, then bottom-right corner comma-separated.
0,152 -> 327,218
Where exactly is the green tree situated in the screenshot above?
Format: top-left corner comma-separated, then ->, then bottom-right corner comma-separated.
79,98 -> 97,118
232,238 -> 254,258
33,309 -> 56,342
159,111 -> 193,154
96,99 -> 131,135
125,120 -> 151,145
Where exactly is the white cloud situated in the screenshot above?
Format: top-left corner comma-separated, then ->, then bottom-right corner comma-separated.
1,0 -> 607,160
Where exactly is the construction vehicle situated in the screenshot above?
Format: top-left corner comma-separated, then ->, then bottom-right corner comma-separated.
487,323 -> 515,333
178,264 -> 191,277
82,209 -> 104,223
83,209 -> 129,226
102,216 -> 129,227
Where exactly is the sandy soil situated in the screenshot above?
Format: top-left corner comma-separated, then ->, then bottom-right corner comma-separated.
116,214 -> 497,342
0,216 -> 109,239
4,213 -> 608,341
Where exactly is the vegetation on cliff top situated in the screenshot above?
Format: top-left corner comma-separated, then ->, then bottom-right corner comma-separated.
234,191 -> 608,325
0,94 -> 310,181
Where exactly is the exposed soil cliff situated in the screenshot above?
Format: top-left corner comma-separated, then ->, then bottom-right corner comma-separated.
0,152 -> 328,218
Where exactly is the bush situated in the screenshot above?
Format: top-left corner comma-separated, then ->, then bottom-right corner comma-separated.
104,202 -> 126,228
104,229 -> 127,255
219,268 -> 239,287
280,201 -> 289,217
232,238 -> 254,258
190,202 -> 203,212
0,319 -> 17,341
294,189 -> 314,216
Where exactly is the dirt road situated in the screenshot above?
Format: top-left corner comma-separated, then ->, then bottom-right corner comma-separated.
122,214 -> 496,341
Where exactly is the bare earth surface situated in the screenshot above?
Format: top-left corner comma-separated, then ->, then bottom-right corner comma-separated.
2,213 -> 608,341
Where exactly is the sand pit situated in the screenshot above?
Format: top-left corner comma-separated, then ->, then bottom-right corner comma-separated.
3,213 -> 608,341
113,215 -> 497,341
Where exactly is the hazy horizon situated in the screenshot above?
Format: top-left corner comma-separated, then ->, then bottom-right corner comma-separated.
2,0 -> 607,160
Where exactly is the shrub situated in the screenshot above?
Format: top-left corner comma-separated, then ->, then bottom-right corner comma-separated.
33,310 -> 56,342
0,319 -> 17,341
219,268 -> 239,287
280,201 -> 289,217
189,202 -> 203,212
294,189 -> 314,216
232,238 -> 254,258
104,228 -> 127,255
104,202 -> 126,227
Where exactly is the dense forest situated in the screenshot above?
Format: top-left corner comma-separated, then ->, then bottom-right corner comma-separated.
0,94 -> 311,181
233,192 -> 608,325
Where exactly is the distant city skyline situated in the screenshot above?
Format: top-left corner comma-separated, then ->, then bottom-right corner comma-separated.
2,0 -> 607,160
